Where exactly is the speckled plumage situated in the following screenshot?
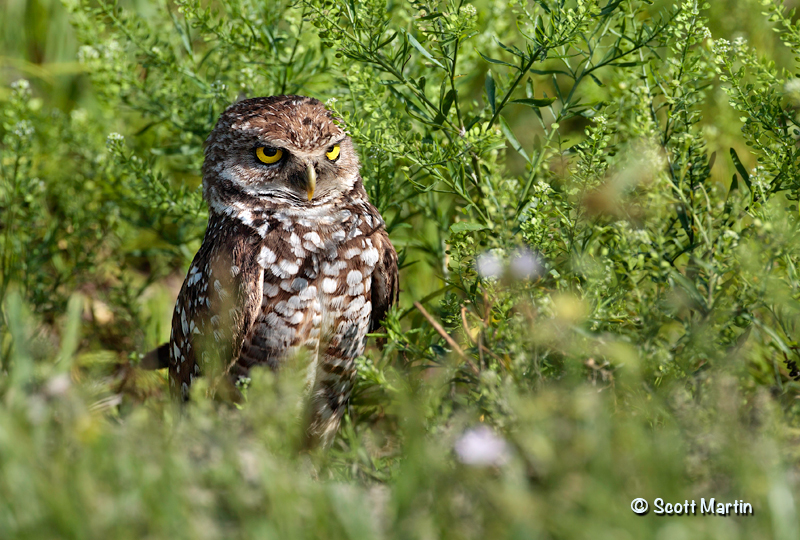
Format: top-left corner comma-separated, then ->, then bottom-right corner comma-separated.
168,96 -> 398,446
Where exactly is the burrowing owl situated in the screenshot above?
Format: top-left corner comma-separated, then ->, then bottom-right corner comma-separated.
166,95 -> 398,446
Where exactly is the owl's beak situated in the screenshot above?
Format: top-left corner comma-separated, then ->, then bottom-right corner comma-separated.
306,163 -> 316,201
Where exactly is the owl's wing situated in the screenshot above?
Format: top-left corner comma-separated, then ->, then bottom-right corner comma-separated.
169,221 -> 263,399
369,228 -> 399,332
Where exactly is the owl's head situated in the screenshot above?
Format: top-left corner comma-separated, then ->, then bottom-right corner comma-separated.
203,96 -> 360,210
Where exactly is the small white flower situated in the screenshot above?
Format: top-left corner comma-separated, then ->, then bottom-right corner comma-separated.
509,249 -> 541,280
636,229 -> 651,244
454,425 -> 510,466
77,45 -> 100,64
106,132 -> 125,151
45,374 -> 71,396
13,120 -> 34,139
10,79 -> 31,93
476,250 -> 502,279
459,4 -> 477,17
713,38 -> 731,56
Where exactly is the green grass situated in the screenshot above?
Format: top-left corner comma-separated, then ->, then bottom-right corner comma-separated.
3,0 -> 800,538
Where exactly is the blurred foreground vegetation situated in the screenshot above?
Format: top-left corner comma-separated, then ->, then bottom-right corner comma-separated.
3,0 -> 800,538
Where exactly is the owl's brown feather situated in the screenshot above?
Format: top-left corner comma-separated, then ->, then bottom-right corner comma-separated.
168,213 -> 264,399
369,229 -> 399,333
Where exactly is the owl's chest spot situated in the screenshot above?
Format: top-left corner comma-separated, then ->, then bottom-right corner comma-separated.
236,205 -> 386,378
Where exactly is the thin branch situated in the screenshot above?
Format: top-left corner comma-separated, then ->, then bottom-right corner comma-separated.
414,301 -> 479,374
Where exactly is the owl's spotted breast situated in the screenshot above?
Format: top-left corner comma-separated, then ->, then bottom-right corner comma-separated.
234,188 -> 388,444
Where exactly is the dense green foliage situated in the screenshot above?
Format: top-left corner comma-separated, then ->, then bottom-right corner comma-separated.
3,0 -> 800,537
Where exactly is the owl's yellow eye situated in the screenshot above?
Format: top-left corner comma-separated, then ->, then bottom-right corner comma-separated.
326,144 -> 341,161
256,146 -> 283,164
